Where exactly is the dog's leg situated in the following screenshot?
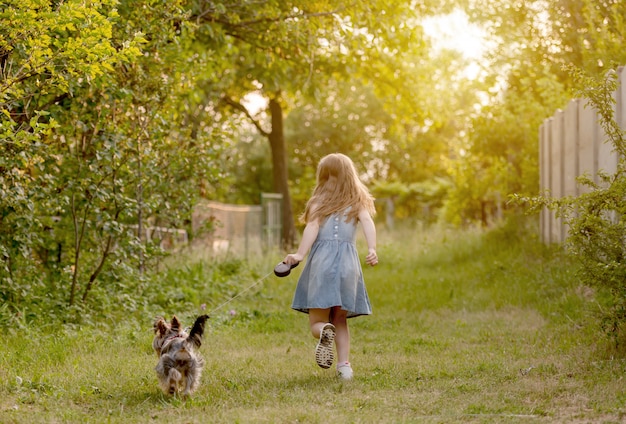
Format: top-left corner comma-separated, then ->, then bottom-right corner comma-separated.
184,357 -> 204,396
156,355 -> 181,395
168,368 -> 182,395
182,368 -> 195,397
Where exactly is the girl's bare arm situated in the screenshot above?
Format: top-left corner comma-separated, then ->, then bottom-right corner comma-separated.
358,208 -> 378,266
283,219 -> 320,265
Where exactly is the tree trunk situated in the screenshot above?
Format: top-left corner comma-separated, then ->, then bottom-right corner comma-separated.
268,97 -> 296,248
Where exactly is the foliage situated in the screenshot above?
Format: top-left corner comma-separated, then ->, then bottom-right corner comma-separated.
444,65 -> 568,226
1,0 -> 142,319
267,42 -> 468,227
448,0 -> 626,226
0,0 -> 224,324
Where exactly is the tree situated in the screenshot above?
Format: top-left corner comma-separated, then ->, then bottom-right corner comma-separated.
185,0 -> 429,246
1,0 -> 142,310
0,0 -> 224,320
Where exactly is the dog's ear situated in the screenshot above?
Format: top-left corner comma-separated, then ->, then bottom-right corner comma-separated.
154,317 -> 168,336
187,314 -> 209,348
171,315 -> 182,332
153,317 -> 169,355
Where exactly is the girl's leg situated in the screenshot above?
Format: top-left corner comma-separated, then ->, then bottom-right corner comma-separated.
331,307 -> 353,380
308,308 -> 331,338
309,308 -> 336,368
330,307 -> 350,364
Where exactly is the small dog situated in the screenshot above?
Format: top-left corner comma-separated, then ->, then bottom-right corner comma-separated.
152,314 -> 209,396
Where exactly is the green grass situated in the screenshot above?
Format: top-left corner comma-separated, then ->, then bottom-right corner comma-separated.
1,221 -> 625,423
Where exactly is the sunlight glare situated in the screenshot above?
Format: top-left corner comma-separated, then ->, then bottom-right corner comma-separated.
242,91 -> 268,115
422,9 -> 487,60
422,9 -> 489,80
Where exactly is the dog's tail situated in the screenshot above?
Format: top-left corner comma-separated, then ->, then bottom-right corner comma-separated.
187,314 -> 209,348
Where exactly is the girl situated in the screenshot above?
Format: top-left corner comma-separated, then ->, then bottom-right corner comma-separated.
283,153 -> 378,380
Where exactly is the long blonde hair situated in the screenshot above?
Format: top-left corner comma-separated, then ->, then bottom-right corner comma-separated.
301,153 -> 376,224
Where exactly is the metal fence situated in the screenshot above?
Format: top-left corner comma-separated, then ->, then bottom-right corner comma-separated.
191,193 -> 283,257
539,66 -> 625,243
130,224 -> 189,250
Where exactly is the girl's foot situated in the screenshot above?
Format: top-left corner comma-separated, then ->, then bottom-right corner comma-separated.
315,323 -> 335,369
337,362 -> 353,381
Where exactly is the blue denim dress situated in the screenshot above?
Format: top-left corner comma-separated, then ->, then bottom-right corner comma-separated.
291,210 -> 372,318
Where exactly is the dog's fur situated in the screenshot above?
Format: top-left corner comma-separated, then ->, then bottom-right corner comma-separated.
152,314 -> 209,396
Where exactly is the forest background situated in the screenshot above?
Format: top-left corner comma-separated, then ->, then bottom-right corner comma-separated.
2,0 -> 626,329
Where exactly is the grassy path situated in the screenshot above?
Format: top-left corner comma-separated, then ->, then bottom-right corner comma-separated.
1,224 -> 625,423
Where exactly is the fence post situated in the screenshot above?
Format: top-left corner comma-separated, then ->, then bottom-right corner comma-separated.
563,100 -> 580,198
539,121 -> 551,243
578,98 -> 599,189
616,66 -> 626,170
261,193 -> 283,251
550,110 -> 565,243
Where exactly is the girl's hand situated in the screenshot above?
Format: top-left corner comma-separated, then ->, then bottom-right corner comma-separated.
283,253 -> 303,266
365,249 -> 378,266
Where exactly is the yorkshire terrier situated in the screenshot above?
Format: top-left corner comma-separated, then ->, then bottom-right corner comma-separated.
152,314 -> 209,396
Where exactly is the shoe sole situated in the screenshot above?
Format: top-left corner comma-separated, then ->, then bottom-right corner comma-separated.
315,324 -> 335,369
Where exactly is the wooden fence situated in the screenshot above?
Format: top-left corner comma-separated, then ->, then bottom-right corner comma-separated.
539,66 -> 625,243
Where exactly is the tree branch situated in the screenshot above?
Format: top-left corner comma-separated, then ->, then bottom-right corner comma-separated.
221,95 -> 270,137
194,5 -> 350,28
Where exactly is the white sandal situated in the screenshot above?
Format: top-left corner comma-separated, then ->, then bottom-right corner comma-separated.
315,323 -> 335,369
337,362 -> 354,381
